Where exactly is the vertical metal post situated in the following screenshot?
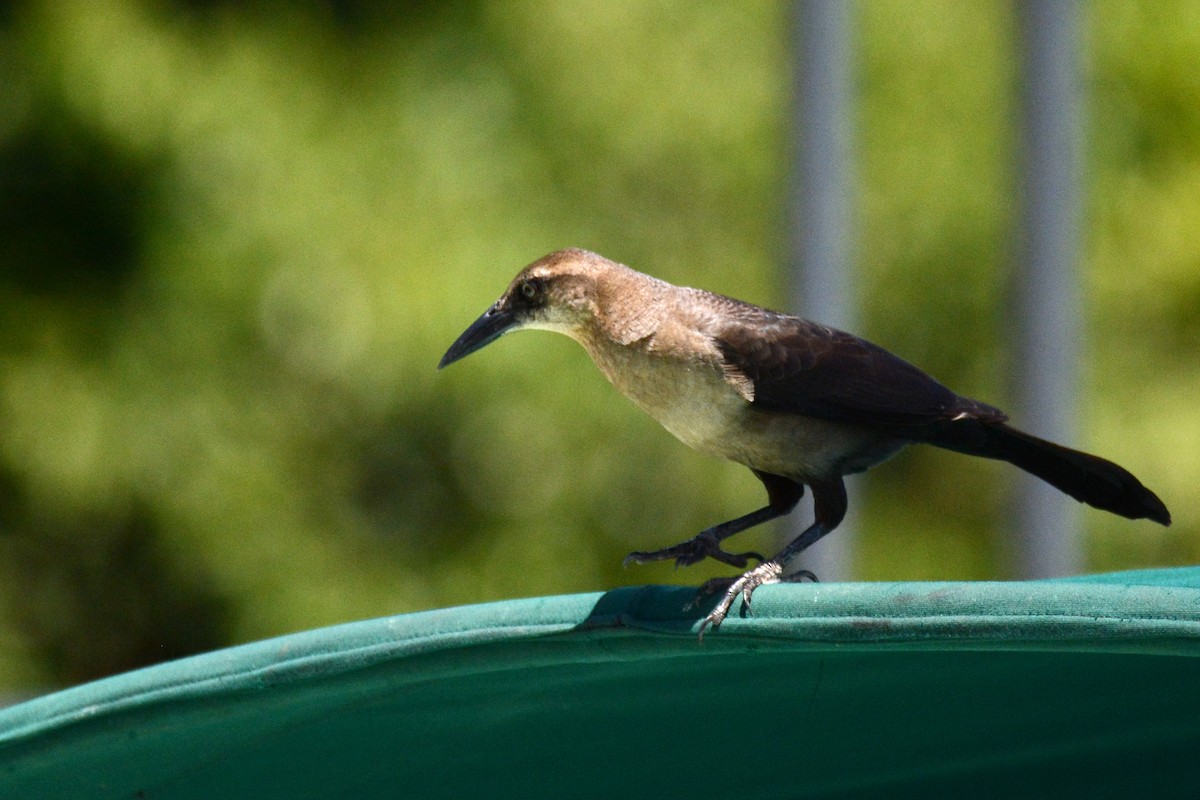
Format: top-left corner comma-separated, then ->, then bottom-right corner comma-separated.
1012,0 -> 1083,577
787,0 -> 855,581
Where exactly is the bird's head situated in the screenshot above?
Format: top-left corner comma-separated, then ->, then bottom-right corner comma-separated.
438,249 -> 608,369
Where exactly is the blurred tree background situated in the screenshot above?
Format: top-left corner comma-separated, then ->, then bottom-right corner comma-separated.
0,0 -> 1196,692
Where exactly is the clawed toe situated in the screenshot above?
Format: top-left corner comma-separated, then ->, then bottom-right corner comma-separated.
696,560 -> 785,640
682,545 -> 764,569
684,576 -> 738,611
785,569 -> 818,583
624,533 -> 765,570
622,551 -> 650,568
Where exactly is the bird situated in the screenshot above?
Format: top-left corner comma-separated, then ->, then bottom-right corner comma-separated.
438,248 -> 1171,635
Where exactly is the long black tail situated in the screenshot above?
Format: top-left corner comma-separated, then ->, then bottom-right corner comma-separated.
930,421 -> 1171,525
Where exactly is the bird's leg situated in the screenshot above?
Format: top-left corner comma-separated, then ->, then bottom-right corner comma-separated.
624,472 -> 805,570
698,476 -> 846,639
623,506 -> 773,569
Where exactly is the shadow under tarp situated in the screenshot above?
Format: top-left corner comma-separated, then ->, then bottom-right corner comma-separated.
1,568 -> 1199,799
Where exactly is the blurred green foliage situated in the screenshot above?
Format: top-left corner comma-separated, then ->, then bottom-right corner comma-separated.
0,0 -> 1197,690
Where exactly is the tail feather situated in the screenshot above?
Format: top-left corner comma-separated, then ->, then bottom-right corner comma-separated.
931,421 -> 1171,525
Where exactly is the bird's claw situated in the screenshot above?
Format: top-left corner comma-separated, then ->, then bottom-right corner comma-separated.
695,563 -> 818,640
682,576 -> 739,611
623,532 -> 765,570
785,569 -> 818,584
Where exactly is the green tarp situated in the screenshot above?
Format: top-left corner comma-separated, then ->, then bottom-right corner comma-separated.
2,569 -> 1200,798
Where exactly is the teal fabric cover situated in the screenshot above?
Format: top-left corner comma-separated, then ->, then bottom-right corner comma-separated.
2,569 -> 1200,798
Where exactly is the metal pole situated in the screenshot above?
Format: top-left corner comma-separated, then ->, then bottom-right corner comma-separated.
1012,0 -> 1083,577
788,0 -> 855,581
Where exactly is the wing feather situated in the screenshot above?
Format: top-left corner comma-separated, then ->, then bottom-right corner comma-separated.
707,297 -> 1004,430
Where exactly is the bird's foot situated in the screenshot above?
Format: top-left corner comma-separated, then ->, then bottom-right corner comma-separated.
623,531 -> 764,570
689,566 -> 818,607
783,569 -> 818,584
682,575 -> 739,611
697,560 -> 783,639
696,563 -> 819,640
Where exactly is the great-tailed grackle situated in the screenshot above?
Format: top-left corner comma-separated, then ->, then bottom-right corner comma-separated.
438,248 -> 1171,634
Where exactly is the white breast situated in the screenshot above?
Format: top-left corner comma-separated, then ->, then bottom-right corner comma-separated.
582,334 -> 741,454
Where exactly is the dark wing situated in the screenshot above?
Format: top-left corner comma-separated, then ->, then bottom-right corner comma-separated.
709,298 -> 1004,430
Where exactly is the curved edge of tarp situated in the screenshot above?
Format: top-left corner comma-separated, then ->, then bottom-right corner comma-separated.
2,568 -> 1200,746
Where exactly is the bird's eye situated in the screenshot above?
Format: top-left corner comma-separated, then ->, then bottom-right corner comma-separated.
519,281 -> 538,301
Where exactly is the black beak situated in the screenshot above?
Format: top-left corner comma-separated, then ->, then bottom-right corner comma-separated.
438,302 -> 518,369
